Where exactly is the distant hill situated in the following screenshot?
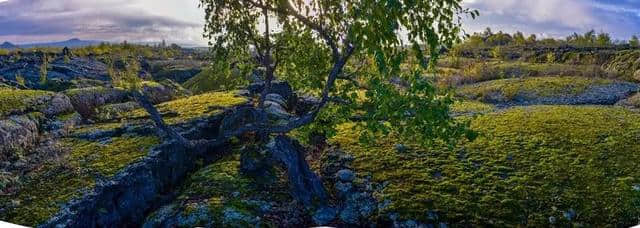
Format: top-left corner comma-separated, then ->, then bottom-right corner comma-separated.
0,42 -> 17,49
18,38 -> 103,48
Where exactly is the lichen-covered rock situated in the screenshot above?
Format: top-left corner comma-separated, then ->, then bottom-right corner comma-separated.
616,93 -> 640,109
0,114 -> 41,161
336,169 -> 355,182
95,102 -> 140,122
0,88 -> 73,118
312,207 -> 337,225
64,87 -> 128,118
248,81 -> 294,102
141,80 -> 191,104
459,77 -> 639,106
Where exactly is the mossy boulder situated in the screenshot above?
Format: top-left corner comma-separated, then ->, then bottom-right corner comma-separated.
125,91 -> 247,124
63,87 -> 128,119
332,105 -> 640,226
604,50 -> 640,81
444,62 -> 615,87
0,114 -> 42,161
0,135 -> 160,226
616,93 -> 640,109
144,155 -> 292,227
458,76 -> 638,106
94,102 -> 140,122
140,79 -> 191,104
148,60 -> 204,83
0,88 -> 73,117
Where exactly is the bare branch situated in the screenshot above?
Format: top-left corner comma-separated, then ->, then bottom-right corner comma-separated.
242,0 -> 340,62
131,90 -> 192,148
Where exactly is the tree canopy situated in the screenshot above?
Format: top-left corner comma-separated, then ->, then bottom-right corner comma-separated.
199,0 -> 478,145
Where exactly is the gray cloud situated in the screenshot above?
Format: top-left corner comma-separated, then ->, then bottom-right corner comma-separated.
0,0 -> 205,45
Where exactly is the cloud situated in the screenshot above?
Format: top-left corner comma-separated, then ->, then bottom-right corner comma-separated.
0,0 -> 207,45
462,0 -> 640,39
1,0 -> 639,45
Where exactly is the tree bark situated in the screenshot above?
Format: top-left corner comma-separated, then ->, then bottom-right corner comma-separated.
131,90 -> 191,147
268,135 -> 328,207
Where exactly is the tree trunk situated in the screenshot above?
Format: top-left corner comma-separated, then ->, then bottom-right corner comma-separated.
268,135 -> 328,208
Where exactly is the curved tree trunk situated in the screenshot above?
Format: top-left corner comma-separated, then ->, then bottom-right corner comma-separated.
268,135 -> 328,207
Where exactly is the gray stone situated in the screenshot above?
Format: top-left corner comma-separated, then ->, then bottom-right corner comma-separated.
335,181 -> 353,195
265,93 -> 287,107
312,207 -> 337,225
563,209 -> 576,220
222,207 -> 260,226
336,169 -> 355,182
264,102 -> 292,120
339,204 -> 359,224
395,144 -> 409,153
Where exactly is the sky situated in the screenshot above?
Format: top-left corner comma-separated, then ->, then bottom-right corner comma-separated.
0,0 -> 639,46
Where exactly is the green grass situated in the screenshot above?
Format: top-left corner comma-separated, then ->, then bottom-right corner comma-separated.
331,105 -> 640,226
0,88 -> 54,117
0,136 -> 160,226
457,76 -> 613,102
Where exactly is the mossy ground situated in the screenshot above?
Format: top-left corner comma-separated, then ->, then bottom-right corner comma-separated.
458,76 -> 613,101
0,87 -> 54,117
150,153 -> 291,227
126,91 -> 246,124
437,61 -> 615,87
331,105 -> 640,226
0,135 -> 160,226
450,100 -> 496,116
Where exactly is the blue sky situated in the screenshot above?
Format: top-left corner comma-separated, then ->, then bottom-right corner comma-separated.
0,0 -> 639,46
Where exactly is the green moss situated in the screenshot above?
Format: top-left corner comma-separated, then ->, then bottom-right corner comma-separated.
458,76 -> 613,102
604,50 -> 640,81
0,135 -> 160,226
0,88 -> 54,117
625,93 -> 640,108
443,62 -> 614,86
64,136 -> 160,176
332,105 -> 640,226
161,153 -> 289,227
126,91 -> 247,124
450,100 -> 495,116
63,86 -> 115,97
71,122 -> 125,135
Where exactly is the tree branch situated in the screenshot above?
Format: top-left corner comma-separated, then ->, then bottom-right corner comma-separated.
242,0 -> 340,62
131,90 -> 192,148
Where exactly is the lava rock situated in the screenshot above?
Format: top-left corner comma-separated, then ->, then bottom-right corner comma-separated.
336,169 -> 356,182
312,207 -> 337,225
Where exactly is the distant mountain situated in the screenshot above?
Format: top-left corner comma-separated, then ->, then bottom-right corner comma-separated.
17,38 -> 104,49
0,42 -> 17,49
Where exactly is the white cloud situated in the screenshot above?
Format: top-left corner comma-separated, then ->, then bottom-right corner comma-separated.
462,0 -> 640,39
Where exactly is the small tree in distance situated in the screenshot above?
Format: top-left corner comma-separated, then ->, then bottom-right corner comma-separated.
630,35 -> 639,47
